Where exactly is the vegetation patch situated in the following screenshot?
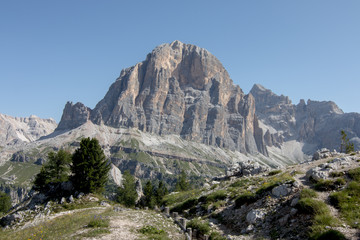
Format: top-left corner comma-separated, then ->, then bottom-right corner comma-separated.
314,179 -> 344,191
330,181 -> 360,228
268,170 -> 282,176
300,188 -> 318,199
313,229 -> 347,240
171,198 -> 198,213
87,215 -> 110,228
348,167 -> 360,181
187,218 -> 211,236
297,198 -> 329,215
235,192 -> 257,208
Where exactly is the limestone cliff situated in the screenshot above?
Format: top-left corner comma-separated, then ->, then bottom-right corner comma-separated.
250,84 -> 360,153
58,41 -> 268,155
0,114 -> 57,146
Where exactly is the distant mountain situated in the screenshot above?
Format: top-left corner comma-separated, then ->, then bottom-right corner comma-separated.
0,114 -> 57,146
250,84 -> 360,154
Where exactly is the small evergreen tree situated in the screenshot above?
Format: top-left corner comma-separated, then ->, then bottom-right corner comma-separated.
0,191 -> 11,213
143,180 -> 156,208
117,170 -> 137,207
33,149 -> 72,191
71,138 -> 111,193
341,130 -> 355,154
155,180 -> 168,205
175,170 -> 189,191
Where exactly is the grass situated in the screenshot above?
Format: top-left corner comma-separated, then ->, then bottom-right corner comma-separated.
297,198 -> 330,215
255,172 -> 294,196
171,198 -> 198,213
229,179 -> 251,188
0,208 -> 114,240
314,229 -> 347,240
300,188 -> 318,199
0,162 -> 41,186
138,225 -> 169,239
348,167 -> 360,181
199,190 -> 227,203
313,179 -> 345,191
87,215 -> 109,228
163,189 -> 201,206
235,192 -> 257,208
187,218 -> 211,236
330,181 -> 360,228
268,170 -> 282,176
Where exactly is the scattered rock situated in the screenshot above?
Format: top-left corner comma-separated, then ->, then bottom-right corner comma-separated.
246,209 -> 266,224
60,197 -> 66,204
272,184 -> 291,198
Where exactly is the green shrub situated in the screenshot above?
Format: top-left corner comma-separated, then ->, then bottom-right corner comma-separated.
210,231 -> 227,240
329,171 -> 344,178
297,198 -> 329,215
329,181 -> 360,227
202,190 -> 227,203
230,179 -> 250,188
187,218 -> 211,236
268,170 -> 282,176
348,168 -> 360,181
87,215 -> 109,228
300,188 -> 318,199
235,192 -> 257,208
171,198 -> 198,213
315,229 -> 347,240
314,179 -> 342,191
138,225 -> 165,234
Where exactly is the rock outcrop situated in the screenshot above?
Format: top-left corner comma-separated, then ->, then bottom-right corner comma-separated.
250,84 -> 360,153
0,114 -> 57,146
57,41 -> 268,155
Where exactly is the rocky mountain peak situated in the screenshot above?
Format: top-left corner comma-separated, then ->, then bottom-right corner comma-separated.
58,41 -> 267,155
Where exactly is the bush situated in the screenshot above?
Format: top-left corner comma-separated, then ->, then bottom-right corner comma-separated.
297,198 -> 329,215
314,179 -> 343,191
171,198 -> 198,213
348,168 -> 360,181
329,171 -> 344,178
315,229 -> 347,240
187,218 -> 210,236
87,215 -> 109,228
268,170 -> 282,176
203,190 -> 227,203
300,188 -> 318,199
235,192 -> 257,208
138,225 -> 165,234
210,231 -> 227,240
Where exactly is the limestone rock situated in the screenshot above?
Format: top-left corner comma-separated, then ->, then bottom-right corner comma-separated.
0,114 -> 57,146
246,209 -> 266,224
272,184 -> 291,198
58,41 -> 268,156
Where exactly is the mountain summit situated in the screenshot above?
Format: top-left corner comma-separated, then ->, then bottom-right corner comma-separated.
57,41 -> 268,155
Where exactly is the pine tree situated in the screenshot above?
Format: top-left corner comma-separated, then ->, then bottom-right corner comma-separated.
33,149 -> 72,191
0,191 -> 11,213
117,170 -> 137,207
143,180 -> 156,208
155,180 -> 168,205
175,170 -> 189,191
71,137 -> 111,193
341,130 -> 355,154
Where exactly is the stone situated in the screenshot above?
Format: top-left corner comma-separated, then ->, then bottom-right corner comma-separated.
272,184 -> 290,198
77,192 -> 84,199
279,214 -> 289,226
68,195 -> 74,203
246,224 -> 254,232
100,201 -> 111,207
290,198 -> 299,207
306,167 -> 331,181
290,208 -> 298,216
60,197 -> 66,204
246,209 -> 266,224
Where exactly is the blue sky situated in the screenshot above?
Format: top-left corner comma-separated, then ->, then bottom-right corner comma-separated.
1,1 -> 359,122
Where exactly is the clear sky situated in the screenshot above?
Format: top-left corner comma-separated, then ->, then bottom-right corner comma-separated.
1,1 -> 359,122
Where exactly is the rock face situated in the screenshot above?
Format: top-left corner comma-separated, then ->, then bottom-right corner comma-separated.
250,84 -> 360,153
0,114 -> 57,146
57,41 -> 268,155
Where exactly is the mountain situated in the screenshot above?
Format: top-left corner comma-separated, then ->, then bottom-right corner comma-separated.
250,84 -> 360,154
0,114 -> 57,146
57,40 -> 267,156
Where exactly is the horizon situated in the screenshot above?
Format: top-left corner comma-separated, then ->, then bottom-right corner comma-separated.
1,1 -> 359,122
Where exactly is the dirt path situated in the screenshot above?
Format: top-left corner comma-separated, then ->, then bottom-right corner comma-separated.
81,209 -> 185,240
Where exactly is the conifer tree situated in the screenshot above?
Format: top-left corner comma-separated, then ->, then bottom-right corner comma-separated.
155,180 -> 168,205
117,170 -> 137,207
175,170 -> 189,191
33,149 -> 72,191
71,137 -> 110,193
0,191 -> 11,213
